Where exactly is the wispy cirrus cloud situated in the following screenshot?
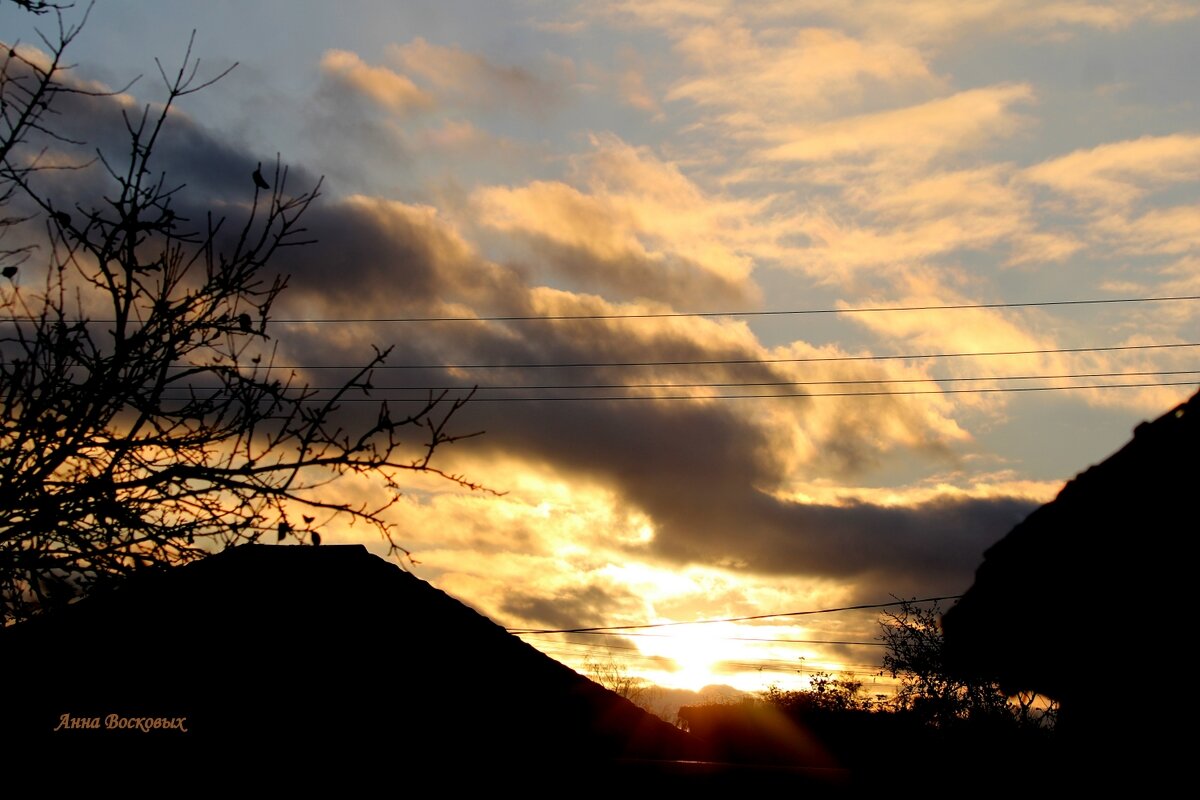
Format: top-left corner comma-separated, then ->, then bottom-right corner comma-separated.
800,0 -> 1199,45
1018,136 -> 1200,288
587,0 -> 1198,45
758,84 -> 1035,168
318,49 -> 433,113
1091,205 -> 1200,257
1023,134 -> 1200,211
387,37 -> 567,113
786,174 -> 1038,281
667,24 -> 938,122
609,45 -> 664,118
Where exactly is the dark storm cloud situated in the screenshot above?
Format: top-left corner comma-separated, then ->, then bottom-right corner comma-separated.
21,67 -> 1037,604
279,199 -> 527,316
8,61 -> 320,231
462,390 -> 1035,599
263,189 -> 1026,599
501,583 -> 638,630
643,491 -> 1036,597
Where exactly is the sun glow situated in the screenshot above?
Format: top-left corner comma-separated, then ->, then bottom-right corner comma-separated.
629,622 -> 802,692
636,625 -> 729,691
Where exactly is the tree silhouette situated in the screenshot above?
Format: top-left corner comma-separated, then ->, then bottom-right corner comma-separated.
761,671 -> 876,714
879,598 -> 1055,728
582,654 -> 669,719
0,5 -> 482,623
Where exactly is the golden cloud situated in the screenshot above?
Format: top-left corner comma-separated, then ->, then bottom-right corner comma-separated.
469,135 -> 775,302
318,49 -> 433,113
1094,205 -> 1200,256
760,84 -> 1035,165
667,25 -> 936,121
387,37 -> 563,111
1023,134 -> 1200,210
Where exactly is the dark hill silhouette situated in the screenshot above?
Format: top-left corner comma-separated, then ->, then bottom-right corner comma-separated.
943,388 -> 1198,781
0,545 -> 700,781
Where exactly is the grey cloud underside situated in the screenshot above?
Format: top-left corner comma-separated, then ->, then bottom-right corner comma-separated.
502,235 -> 757,308
302,79 -> 414,190
389,40 -> 567,115
12,79 -> 320,243
469,397 -> 1035,597
27,80 -> 1038,601
501,583 -> 639,631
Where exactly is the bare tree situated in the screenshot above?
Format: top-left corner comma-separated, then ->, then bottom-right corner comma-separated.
0,6 -> 483,623
583,654 -> 667,719
1,4 -> 94,276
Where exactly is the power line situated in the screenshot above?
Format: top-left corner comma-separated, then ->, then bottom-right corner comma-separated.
229,369 -> 1200,392
425,380 -> 1200,401
161,379 -> 1199,402
10,294 -> 1200,326
519,630 -> 890,647
259,294 -> 1200,323
506,595 -> 960,635
178,341 -> 1200,371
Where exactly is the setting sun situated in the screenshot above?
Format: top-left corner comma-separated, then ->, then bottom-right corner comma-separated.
634,624 -> 746,691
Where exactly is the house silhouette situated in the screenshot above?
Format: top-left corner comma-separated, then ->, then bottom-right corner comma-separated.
0,544 -> 698,783
942,387 -> 1198,781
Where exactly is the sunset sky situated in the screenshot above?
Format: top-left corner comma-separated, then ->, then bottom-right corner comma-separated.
6,0 -> 1200,694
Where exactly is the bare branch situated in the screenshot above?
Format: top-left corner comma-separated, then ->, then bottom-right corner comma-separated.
0,12 -> 485,623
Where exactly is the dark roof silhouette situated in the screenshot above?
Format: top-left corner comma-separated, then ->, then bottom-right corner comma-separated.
942,388 -> 1198,733
0,545 -> 698,778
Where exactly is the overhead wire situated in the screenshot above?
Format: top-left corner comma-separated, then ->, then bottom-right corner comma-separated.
198,369 -> 1200,392
511,597 -> 972,683
520,630 -> 891,647
506,595 -> 960,635
259,293 -> 1200,323
9,293 -> 1200,326
162,340 -> 1200,372
154,379 -> 1200,402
